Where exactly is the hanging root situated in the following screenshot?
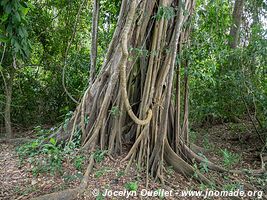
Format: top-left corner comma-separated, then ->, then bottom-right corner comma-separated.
121,125 -> 149,162
119,0 -> 152,126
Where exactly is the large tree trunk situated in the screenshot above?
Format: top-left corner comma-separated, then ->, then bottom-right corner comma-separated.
56,0 -> 197,175
38,1 -> 223,199
33,1 -> 239,199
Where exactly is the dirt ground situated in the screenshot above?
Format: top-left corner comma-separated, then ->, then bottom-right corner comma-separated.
0,121 -> 266,200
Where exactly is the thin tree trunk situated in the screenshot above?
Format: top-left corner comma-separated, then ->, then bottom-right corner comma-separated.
89,0 -> 100,84
227,0 -> 244,122
174,63 -> 180,152
183,59 -> 189,145
180,27 -> 191,146
229,0 -> 244,49
5,69 -> 14,138
174,35 -> 183,152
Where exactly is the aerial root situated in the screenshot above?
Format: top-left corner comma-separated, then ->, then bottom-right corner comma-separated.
121,125 -> 148,162
164,141 -> 244,200
183,144 -> 227,173
119,0 -> 152,126
185,143 -> 266,176
164,140 -> 212,185
190,143 -> 207,154
31,188 -> 83,200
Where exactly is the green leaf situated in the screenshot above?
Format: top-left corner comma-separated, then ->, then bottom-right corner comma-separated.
0,0 -> 9,6
12,39 -> 21,52
14,12 -> 21,22
0,34 -> 8,43
5,4 -> 12,14
21,6 -> 30,16
18,27 -> 26,38
6,24 -> 13,35
50,138 -> 57,145
0,13 -> 9,23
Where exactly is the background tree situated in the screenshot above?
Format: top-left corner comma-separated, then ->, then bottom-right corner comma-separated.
0,0 -> 120,129
89,0 -> 100,84
0,0 -> 30,138
229,0 -> 244,49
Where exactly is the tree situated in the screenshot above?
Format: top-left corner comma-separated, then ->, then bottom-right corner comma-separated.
32,0 -> 231,199
0,0 -> 30,138
89,0 -> 100,84
229,0 -> 244,49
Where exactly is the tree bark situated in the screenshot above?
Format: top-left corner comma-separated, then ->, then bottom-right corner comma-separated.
183,59 -> 189,144
4,68 -> 14,138
89,0 -> 100,84
229,0 -> 244,49
174,60 -> 181,152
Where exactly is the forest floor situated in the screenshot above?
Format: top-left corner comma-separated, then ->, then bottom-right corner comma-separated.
0,121 -> 266,200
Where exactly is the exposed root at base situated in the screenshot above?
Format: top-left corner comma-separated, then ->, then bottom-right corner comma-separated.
31,188 -> 83,200
164,140 -> 212,185
0,138 -> 33,144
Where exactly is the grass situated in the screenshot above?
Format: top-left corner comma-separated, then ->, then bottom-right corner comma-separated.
124,181 -> 138,191
223,183 -> 242,191
10,121 -> 263,200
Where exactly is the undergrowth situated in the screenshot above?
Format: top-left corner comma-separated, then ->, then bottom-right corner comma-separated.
16,122 -> 85,176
